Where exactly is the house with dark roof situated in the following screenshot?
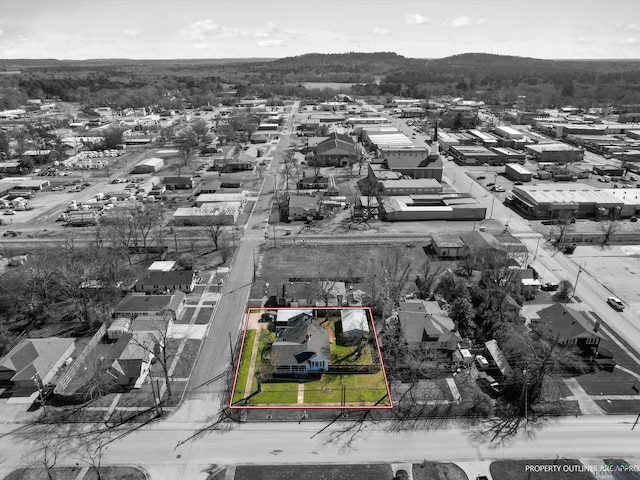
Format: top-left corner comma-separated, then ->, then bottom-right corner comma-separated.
288,194 -> 321,221
314,133 -> 358,167
271,315 -> 331,374
114,291 -> 186,320
105,332 -> 158,388
162,176 -> 194,190
0,338 -> 75,392
534,303 -> 604,357
132,270 -> 196,294
397,300 -> 461,352
297,172 -> 329,190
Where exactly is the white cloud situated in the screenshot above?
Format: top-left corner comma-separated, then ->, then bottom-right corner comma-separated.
622,37 -> 639,45
0,30 -> 3,37
193,42 -> 218,50
625,24 -> 640,32
444,16 -> 473,28
182,19 -> 230,41
405,13 -> 430,25
373,28 -> 390,36
122,29 -> 139,37
575,37 -> 594,45
257,38 -> 284,47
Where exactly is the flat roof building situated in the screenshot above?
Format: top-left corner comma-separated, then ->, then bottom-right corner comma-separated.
509,183 -> 638,220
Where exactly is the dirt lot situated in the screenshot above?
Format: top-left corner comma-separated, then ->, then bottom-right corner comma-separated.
251,243 -> 456,300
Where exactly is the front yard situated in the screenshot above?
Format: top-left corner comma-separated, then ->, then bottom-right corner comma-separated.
230,326 -> 391,407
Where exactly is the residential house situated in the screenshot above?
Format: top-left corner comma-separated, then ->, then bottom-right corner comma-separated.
162,176 -> 194,190
288,194 -> 321,221
397,300 -> 462,353
275,309 -> 314,329
105,332 -> 158,388
339,309 -> 371,341
297,172 -> 329,190
484,339 -> 513,378
271,315 -> 331,374
114,291 -> 186,320
132,270 -> 196,294
534,303 -> 604,357
0,338 -> 75,392
501,294 -> 522,321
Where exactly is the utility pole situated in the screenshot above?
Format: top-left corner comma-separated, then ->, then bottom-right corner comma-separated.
32,372 -> 47,417
567,262 -> 585,304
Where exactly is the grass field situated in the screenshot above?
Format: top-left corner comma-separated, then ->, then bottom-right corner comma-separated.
231,329 -> 257,404
304,372 -> 390,405
246,382 -> 299,405
576,368 -> 640,396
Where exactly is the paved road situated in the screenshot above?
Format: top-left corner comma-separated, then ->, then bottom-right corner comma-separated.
170,102 -> 299,425
0,416 -> 639,480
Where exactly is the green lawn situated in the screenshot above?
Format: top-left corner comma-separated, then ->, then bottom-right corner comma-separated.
231,329 -> 257,405
247,382 -> 299,405
304,372 -> 390,405
576,368 -> 640,395
331,343 -> 374,365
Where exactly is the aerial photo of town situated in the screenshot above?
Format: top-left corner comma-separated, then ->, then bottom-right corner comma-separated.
1,1 -> 640,479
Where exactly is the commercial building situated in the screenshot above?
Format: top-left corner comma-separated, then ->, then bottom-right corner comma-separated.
379,147 -> 443,181
468,129 -> 499,146
314,133 -> 358,167
380,194 -> 486,221
494,126 -> 524,140
380,178 -> 443,196
505,163 -> 533,182
195,192 -> 248,208
509,184 -> 640,220
525,143 -> 584,163
449,145 -> 502,165
173,204 -> 240,226
133,157 -> 164,173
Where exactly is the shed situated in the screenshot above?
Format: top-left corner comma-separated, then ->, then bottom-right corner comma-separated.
340,309 -> 370,339
108,318 -> 132,340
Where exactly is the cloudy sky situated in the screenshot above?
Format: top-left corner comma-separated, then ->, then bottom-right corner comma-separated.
1,0 -> 639,60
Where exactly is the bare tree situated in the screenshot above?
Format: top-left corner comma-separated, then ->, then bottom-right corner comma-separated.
198,210 -> 227,250
80,354 -> 121,402
415,259 -> 446,299
127,311 -> 175,400
76,434 -> 109,480
557,279 -> 574,301
281,149 -> 298,191
130,204 -> 165,255
175,128 -> 199,176
600,220 -> 619,247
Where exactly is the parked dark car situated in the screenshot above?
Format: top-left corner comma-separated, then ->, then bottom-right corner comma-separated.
260,312 -> 276,323
476,378 -> 503,398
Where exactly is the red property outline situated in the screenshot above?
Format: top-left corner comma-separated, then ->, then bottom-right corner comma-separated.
229,306 -> 393,410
